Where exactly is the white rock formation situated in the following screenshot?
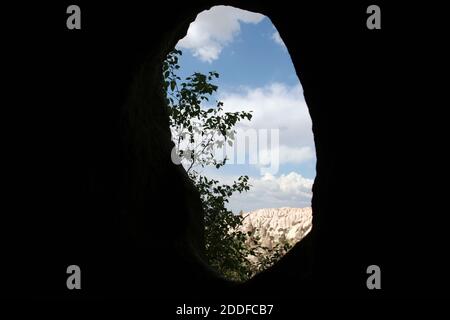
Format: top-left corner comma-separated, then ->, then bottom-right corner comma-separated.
239,207 -> 312,250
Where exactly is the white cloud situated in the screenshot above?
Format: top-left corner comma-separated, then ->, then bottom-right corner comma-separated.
219,82 -> 315,166
176,6 -> 265,63
276,145 -> 314,165
205,171 -> 313,213
172,82 -> 315,174
272,31 -> 286,48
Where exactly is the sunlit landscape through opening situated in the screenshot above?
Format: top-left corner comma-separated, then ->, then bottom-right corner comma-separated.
164,5 -> 316,281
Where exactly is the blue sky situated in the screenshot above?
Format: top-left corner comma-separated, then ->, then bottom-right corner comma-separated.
174,6 -> 316,213
176,19 -> 299,89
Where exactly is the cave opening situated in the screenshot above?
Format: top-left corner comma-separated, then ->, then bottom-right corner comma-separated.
162,5 -> 316,282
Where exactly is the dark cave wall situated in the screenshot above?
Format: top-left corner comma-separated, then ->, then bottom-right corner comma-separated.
119,1 -> 379,298
4,1 -> 448,299
115,1 -> 324,298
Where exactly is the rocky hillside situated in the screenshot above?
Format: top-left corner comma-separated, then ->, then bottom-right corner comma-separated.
240,207 -> 313,250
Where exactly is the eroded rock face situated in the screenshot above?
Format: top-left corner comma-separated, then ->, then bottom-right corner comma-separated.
240,207 -> 312,250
